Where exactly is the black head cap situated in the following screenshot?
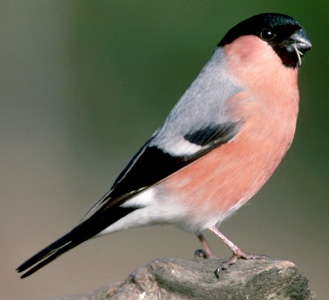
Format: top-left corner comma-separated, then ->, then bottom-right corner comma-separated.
218,13 -> 312,68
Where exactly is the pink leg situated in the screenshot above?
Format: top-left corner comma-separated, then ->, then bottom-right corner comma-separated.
209,226 -> 270,277
197,234 -> 216,258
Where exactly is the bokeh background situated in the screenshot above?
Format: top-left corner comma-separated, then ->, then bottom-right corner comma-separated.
1,1 -> 328,299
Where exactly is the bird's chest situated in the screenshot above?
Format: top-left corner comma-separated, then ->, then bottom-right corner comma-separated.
162,93 -> 298,215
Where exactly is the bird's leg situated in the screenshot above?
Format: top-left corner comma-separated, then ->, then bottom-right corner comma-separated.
195,234 -> 217,259
208,226 -> 270,278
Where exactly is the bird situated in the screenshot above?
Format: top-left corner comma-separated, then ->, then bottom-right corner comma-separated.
17,13 -> 311,279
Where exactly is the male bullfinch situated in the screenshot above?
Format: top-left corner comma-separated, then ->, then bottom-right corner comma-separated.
17,13 -> 311,278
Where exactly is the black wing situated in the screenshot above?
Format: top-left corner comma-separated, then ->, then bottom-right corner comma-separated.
85,121 -> 238,216
16,122 -> 238,278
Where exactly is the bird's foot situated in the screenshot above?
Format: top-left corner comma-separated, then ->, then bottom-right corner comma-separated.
194,249 -> 213,259
214,250 -> 270,278
196,234 -> 217,259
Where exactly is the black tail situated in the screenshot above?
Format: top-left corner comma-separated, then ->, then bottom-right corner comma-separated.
16,206 -> 136,278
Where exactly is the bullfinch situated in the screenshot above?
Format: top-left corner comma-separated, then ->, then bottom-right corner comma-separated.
17,13 -> 312,278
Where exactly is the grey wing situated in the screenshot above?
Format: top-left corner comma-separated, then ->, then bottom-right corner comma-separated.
81,47 -> 242,222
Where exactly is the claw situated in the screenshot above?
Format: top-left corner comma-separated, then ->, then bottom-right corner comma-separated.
214,253 -> 271,278
194,249 -> 209,260
197,234 -> 217,258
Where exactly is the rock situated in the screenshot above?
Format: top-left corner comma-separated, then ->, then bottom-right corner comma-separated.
53,257 -> 316,300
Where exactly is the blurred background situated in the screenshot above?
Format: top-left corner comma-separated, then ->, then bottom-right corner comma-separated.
1,1 -> 328,299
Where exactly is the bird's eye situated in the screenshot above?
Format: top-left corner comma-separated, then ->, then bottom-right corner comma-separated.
260,29 -> 275,41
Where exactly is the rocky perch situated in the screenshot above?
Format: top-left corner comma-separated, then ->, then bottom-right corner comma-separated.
53,257 -> 316,300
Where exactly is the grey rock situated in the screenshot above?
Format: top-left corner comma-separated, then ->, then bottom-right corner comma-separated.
53,257 -> 316,300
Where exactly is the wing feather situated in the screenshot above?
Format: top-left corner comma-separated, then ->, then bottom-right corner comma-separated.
82,121 -> 239,221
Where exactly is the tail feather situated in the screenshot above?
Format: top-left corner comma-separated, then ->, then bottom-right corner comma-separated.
17,205 -> 137,278
17,232 -> 80,278
16,222 -> 96,278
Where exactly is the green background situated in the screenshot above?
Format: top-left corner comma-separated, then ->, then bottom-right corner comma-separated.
2,1 -> 328,299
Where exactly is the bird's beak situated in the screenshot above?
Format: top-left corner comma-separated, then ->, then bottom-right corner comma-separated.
290,29 -> 312,53
288,29 -> 312,66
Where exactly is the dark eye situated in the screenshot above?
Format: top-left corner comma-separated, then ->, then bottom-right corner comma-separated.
260,29 -> 275,41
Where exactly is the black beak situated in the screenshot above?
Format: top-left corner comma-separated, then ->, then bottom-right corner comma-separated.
289,29 -> 312,53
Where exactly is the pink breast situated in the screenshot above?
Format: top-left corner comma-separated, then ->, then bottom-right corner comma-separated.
162,35 -> 300,216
